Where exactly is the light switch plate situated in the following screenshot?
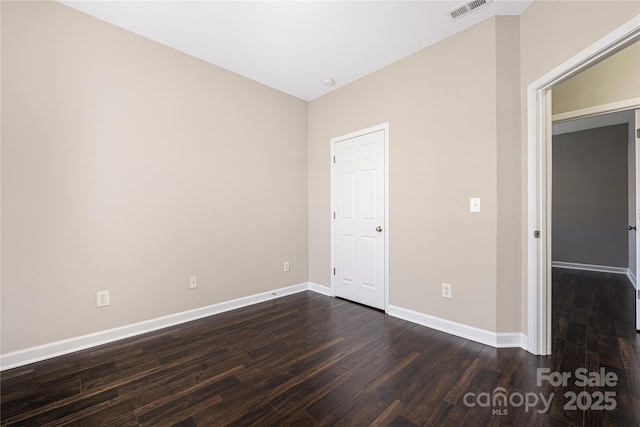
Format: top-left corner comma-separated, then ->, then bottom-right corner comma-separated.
470,197 -> 481,213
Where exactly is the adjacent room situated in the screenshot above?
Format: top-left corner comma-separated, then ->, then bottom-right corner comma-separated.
2,1 -> 639,425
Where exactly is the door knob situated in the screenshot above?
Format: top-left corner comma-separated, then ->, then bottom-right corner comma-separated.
629,225 -> 636,231
376,226 -> 383,232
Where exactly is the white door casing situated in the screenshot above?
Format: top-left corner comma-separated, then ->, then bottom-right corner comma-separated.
636,108 -> 640,331
331,124 -> 389,310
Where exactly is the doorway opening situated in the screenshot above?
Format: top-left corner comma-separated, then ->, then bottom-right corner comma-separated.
527,17 -> 640,355
551,111 -> 637,355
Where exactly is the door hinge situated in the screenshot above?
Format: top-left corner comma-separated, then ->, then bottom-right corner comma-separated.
333,212 -> 336,219
534,230 -> 540,238
333,268 -> 336,275
637,128 -> 640,139
333,155 -> 336,164
637,289 -> 640,299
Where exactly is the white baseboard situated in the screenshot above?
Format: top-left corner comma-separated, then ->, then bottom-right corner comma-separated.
386,305 -> 525,349
308,282 -> 333,296
552,261 -> 629,275
497,332 -> 529,349
1,282 -> 321,371
2,282 -> 527,370
552,261 -> 638,289
627,269 -> 637,289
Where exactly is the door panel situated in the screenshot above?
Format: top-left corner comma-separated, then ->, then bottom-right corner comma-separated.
341,235 -> 355,283
362,236 -> 377,287
341,173 -> 354,219
332,129 -> 385,309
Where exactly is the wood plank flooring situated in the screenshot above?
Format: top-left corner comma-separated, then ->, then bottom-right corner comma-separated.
1,269 -> 638,426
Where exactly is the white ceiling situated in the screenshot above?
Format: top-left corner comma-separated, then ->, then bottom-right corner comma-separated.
59,1 -> 533,101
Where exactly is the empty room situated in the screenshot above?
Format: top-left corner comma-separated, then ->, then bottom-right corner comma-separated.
2,1 -> 639,426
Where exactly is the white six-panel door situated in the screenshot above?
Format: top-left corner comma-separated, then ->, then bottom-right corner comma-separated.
332,127 -> 386,310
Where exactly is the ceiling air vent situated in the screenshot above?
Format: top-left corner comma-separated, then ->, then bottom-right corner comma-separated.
447,0 -> 492,21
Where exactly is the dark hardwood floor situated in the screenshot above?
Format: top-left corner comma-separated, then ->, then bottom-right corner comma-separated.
1,269 -> 638,426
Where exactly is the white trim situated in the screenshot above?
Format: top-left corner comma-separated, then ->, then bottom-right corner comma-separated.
309,282 -> 334,296
384,124 -> 390,312
551,261 -> 629,275
497,332 -> 529,349
552,98 -> 640,123
527,15 -> 640,356
627,268 -> 637,289
387,305 -> 525,349
635,109 -> 640,330
1,282 -> 319,371
552,261 -> 637,289
2,284 -> 528,371
330,122 -> 390,311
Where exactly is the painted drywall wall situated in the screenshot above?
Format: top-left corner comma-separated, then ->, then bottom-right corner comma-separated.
309,17 -> 522,333
496,16 -> 521,333
552,110 -> 637,275
552,40 -> 640,115
552,125 -> 629,267
1,1 -> 308,354
519,0 -> 640,333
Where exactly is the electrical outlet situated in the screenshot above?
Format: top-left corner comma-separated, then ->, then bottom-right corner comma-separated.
96,290 -> 110,307
190,276 -> 198,289
442,283 -> 452,299
284,261 -> 290,272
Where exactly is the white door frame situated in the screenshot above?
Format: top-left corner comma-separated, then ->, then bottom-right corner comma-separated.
527,16 -> 640,355
636,109 -> 640,332
330,122 -> 390,310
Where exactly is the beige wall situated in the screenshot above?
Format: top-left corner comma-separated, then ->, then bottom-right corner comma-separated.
519,0 -> 640,332
520,1 -> 639,89
496,17 -> 522,332
1,1 -> 308,354
309,17 -> 523,332
552,40 -> 640,115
